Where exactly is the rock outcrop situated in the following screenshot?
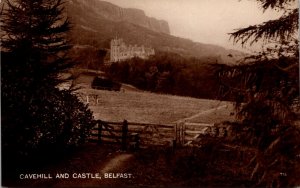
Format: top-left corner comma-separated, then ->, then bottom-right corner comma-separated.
66,0 -> 245,64
68,0 -> 170,34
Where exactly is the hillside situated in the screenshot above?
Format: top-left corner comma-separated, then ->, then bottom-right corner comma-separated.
66,0 -> 245,64
69,72 -> 233,124
67,0 -> 170,34
81,89 -> 233,124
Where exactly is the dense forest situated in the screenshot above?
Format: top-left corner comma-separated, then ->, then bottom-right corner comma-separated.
105,52 -> 225,100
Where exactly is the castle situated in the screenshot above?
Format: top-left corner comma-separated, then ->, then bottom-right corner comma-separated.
110,38 -> 155,62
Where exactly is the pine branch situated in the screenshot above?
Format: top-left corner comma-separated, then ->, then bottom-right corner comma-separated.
230,8 -> 298,46
257,0 -> 297,10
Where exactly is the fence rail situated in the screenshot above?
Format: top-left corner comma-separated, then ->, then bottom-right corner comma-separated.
89,120 -> 176,149
89,120 -> 230,149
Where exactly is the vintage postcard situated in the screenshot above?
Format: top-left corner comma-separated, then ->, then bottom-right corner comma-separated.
1,0 -> 299,187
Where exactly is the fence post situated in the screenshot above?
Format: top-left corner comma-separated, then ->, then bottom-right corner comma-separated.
98,121 -> 102,144
95,95 -> 99,105
182,122 -> 185,145
172,139 -> 177,152
175,122 -> 183,147
122,120 -> 128,150
174,123 -> 178,146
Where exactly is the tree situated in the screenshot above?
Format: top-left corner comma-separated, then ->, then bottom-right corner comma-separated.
1,0 -> 73,85
218,0 -> 299,186
1,0 -> 95,181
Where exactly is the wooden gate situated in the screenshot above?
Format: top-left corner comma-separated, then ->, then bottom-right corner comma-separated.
182,122 -> 231,146
90,120 -> 175,148
90,120 -> 122,144
183,122 -> 214,146
89,120 -> 228,148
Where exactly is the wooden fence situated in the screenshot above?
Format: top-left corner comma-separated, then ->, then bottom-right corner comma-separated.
181,122 -> 213,146
181,122 -> 230,146
89,120 -> 231,148
89,120 -> 175,149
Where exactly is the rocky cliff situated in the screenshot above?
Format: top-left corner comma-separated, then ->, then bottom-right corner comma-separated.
66,0 -> 244,64
67,0 -> 170,34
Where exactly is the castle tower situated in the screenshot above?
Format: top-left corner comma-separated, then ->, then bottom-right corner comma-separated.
110,37 -> 155,63
110,37 -> 123,62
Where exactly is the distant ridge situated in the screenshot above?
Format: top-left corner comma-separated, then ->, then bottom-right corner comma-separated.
66,0 -> 245,64
67,0 -> 170,34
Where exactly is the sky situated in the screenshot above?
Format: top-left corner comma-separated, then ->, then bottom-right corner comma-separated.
102,0 -> 293,52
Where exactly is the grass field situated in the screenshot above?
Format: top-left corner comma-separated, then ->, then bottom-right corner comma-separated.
76,88 -> 234,124
66,73 -> 235,124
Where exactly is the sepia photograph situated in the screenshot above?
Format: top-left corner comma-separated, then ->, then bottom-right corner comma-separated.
1,0 -> 299,187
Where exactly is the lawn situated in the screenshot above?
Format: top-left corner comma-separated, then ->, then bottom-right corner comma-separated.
66,72 -> 234,124
76,88 -> 234,124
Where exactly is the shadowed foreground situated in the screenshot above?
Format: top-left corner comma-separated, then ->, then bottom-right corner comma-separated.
5,142 -> 259,187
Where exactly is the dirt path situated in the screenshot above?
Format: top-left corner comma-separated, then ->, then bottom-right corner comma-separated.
175,104 -> 228,123
99,153 -> 133,173
79,153 -> 133,187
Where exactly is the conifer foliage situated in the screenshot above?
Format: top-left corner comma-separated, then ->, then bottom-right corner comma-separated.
1,0 -> 95,178
218,0 -> 299,186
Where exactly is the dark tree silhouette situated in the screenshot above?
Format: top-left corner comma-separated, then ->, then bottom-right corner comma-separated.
218,0 -> 299,186
1,0 -> 72,86
1,0 -> 95,183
